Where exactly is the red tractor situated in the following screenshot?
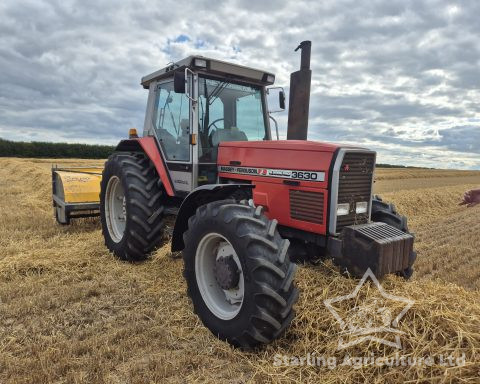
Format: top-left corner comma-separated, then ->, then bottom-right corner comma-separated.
55,41 -> 416,348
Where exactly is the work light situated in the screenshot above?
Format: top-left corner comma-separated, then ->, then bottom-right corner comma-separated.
356,202 -> 368,214
337,203 -> 350,216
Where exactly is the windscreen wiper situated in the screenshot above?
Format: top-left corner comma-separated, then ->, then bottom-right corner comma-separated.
208,81 -> 228,105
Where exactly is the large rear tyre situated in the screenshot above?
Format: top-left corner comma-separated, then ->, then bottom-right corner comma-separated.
371,195 -> 416,279
183,200 -> 299,349
100,153 -> 165,261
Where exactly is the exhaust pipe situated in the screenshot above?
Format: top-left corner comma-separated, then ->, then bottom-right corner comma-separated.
287,40 -> 312,140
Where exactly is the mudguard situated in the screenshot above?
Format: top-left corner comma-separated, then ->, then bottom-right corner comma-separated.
115,137 -> 174,196
171,184 -> 254,252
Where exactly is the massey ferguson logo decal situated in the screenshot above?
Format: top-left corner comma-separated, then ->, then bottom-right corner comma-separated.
218,166 -> 325,182
258,169 -> 267,175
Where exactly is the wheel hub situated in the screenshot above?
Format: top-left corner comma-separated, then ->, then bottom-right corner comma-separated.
214,255 -> 240,290
195,233 -> 244,320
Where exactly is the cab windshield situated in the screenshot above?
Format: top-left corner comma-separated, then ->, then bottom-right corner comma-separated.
198,77 -> 268,162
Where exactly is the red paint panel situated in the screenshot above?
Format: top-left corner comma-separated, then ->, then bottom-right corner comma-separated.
218,140 -> 334,180
220,139 -> 342,153
253,180 -> 328,235
218,171 -> 327,190
217,140 -> 335,235
253,191 -> 269,210
136,137 -> 175,196
219,171 -> 328,234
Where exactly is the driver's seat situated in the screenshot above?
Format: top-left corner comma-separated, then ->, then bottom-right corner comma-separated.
211,127 -> 248,147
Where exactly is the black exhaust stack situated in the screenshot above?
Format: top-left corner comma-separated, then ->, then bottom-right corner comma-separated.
287,40 -> 312,140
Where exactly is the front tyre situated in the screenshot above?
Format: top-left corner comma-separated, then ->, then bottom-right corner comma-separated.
183,200 -> 299,349
100,153 -> 165,261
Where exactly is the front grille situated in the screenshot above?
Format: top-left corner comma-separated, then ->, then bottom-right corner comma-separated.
290,190 -> 324,224
336,151 -> 375,232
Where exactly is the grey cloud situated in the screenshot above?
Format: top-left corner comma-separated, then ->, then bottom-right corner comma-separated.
437,126 -> 480,154
0,0 -> 479,168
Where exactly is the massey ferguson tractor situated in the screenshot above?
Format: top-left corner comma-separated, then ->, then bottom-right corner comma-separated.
52,41 -> 416,348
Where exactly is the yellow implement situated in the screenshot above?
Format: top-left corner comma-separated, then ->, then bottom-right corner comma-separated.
52,166 -> 103,224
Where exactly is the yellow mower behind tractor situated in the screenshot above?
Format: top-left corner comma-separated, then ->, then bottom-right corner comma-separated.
52,166 -> 102,224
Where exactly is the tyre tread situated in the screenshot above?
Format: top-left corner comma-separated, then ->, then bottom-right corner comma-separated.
182,199 -> 299,349
100,153 -> 165,261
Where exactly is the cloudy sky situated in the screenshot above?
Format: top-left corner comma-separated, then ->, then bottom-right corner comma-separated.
1,0 -> 479,169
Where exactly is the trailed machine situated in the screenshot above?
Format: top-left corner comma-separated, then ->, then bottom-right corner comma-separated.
52,41 -> 416,348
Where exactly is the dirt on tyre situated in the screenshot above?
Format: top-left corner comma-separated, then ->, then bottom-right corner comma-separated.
183,199 -> 299,349
100,152 -> 165,261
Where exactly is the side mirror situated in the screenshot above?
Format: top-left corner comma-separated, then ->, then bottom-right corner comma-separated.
174,71 -> 185,93
279,90 -> 286,110
267,87 -> 286,113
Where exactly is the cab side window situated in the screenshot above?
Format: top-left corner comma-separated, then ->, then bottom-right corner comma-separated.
198,92 -> 223,162
237,92 -> 266,141
154,81 -> 190,161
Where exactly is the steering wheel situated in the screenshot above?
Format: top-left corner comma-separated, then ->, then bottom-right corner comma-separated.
207,118 -> 224,131
207,118 -> 224,147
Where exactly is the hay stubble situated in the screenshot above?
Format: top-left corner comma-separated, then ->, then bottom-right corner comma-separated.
0,158 -> 479,383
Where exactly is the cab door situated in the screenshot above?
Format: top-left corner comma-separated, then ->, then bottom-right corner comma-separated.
152,78 -> 194,195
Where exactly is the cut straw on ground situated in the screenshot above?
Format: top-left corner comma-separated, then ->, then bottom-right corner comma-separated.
0,158 -> 479,383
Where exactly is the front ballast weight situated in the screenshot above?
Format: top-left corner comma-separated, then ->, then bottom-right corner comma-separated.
329,222 -> 415,279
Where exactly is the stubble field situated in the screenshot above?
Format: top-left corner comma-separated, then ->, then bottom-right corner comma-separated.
0,158 -> 479,383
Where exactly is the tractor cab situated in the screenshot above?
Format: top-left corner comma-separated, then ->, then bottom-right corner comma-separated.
140,56 -> 283,193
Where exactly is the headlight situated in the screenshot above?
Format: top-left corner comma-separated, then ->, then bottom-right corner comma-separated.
356,201 -> 368,214
337,203 -> 350,216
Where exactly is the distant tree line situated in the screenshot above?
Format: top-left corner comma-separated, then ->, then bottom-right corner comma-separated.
376,163 -> 407,168
0,137 -> 422,167
0,138 -> 115,159
376,163 -> 427,169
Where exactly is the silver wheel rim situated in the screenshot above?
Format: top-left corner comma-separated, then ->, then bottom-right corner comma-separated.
105,176 -> 126,243
195,233 -> 244,320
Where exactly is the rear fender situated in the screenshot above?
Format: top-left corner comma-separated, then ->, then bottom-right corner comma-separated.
171,184 -> 254,252
115,137 -> 174,196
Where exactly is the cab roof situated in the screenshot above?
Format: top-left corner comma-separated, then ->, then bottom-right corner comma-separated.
141,55 -> 275,89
